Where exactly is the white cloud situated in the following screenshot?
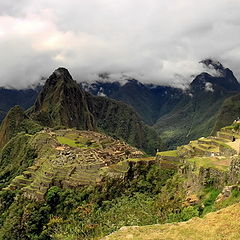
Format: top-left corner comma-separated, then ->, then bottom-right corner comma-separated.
205,82 -> 214,92
0,0 -> 240,88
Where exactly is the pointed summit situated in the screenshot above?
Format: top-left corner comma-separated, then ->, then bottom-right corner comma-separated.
200,58 -> 224,71
30,67 -> 95,130
191,59 -> 240,92
47,67 -> 73,85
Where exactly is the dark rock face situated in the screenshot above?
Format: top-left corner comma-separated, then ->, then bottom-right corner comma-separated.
191,70 -> 240,92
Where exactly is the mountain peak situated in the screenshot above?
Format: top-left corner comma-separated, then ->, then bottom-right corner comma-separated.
54,67 -> 72,78
30,68 -> 95,130
190,59 -> 240,92
47,67 -> 74,86
200,58 -> 224,71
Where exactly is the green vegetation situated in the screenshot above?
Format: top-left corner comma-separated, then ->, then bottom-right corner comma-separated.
154,87 -> 233,149
57,135 -> 98,149
0,68 -> 240,240
200,188 -> 221,215
215,189 -> 240,210
213,93 -> 240,133
187,157 -> 228,171
0,133 -> 38,189
103,202 -> 240,240
0,164 -> 180,240
27,67 -> 162,155
157,150 -> 178,157
0,122 -> 239,240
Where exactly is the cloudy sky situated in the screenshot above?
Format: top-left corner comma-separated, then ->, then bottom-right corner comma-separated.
0,0 -> 240,88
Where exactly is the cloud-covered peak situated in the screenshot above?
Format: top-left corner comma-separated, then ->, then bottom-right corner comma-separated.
200,59 -> 224,71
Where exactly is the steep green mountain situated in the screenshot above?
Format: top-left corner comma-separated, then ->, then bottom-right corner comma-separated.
86,93 -> 161,154
29,68 -> 95,130
27,68 -> 161,154
0,60 -> 238,150
154,62 -> 240,148
0,106 -> 25,149
0,106 -> 43,149
105,79 -> 158,125
213,93 -> 240,133
82,60 -> 240,149
81,79 -> 184,125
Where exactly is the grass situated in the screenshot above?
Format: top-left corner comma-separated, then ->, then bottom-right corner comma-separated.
57,136 -> 98,149
213,140 -> 232,149
157,150 -> 178,157
194,137 -> 233,150
102,203 -> 240,240
219,131 -> 240,138
222,125 -> 235,130
191,143 -> 208,152
57,136 -> 83,147
109,161 -> 130,173
187,157 -> 228,171
127,157 -> 156,162
215,189 -> 240,210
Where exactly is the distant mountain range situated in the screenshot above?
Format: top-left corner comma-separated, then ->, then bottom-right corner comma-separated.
81,59 -> 240,148
0,59 -> 240,149
0,87 -> 40,122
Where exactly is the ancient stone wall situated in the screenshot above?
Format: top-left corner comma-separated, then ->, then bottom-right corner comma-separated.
219,145 -> 237,156
229,156 -> 240,184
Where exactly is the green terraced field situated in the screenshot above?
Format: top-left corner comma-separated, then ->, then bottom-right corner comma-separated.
157,150 -> 178,157
187,157 -> 229,171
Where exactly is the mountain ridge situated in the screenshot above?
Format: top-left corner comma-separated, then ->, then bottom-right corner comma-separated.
0,68 -> 162,154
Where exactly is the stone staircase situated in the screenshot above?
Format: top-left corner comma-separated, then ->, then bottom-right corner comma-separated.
62,163 -> 103,188
22,162 -> 55,201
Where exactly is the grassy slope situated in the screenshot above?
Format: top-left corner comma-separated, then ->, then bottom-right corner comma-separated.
213,93 -> 240,133
154,87 -> 233,149
103,203 -> 240,240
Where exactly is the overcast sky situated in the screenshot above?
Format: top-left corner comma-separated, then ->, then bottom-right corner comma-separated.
0,0 -> 240,89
